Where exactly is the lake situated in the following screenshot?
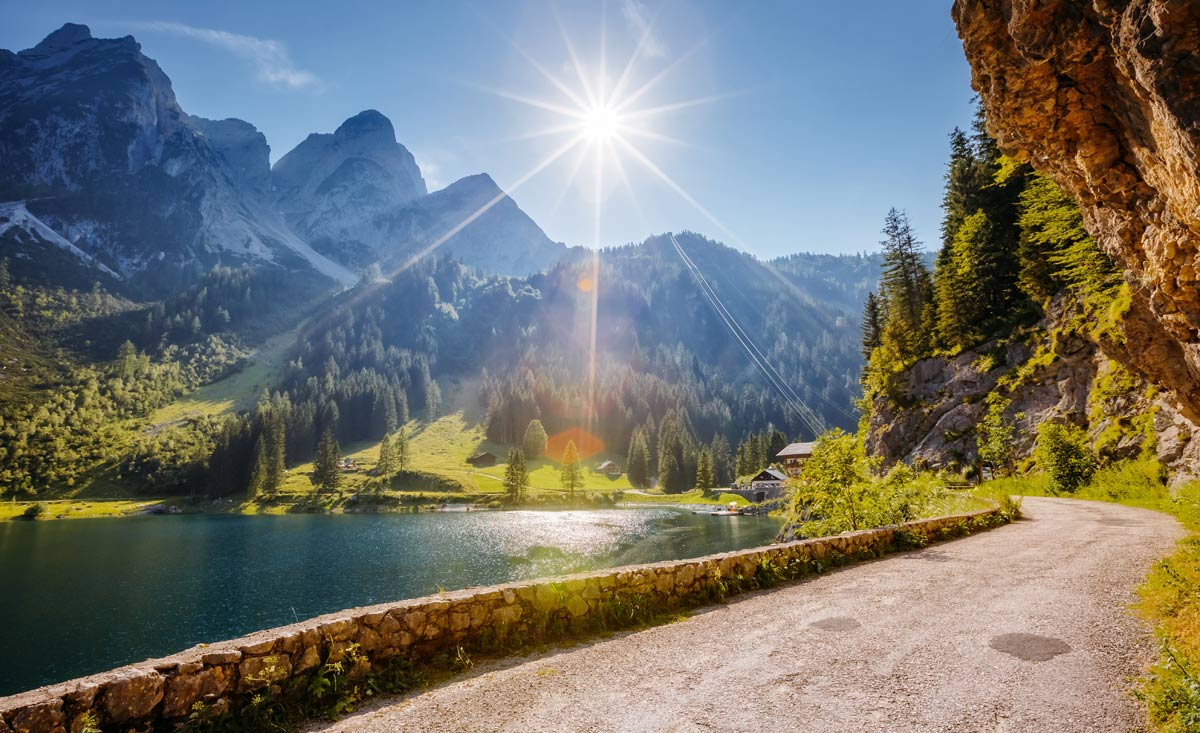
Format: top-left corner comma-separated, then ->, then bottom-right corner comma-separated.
0,507 -> 781,696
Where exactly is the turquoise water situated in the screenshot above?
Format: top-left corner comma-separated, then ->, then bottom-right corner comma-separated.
0,507 -> 780,696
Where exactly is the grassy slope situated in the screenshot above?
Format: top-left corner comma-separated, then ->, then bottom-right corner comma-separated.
148,325 -> 299,426
977,461 -> 1200,733
268,412 -> 740,504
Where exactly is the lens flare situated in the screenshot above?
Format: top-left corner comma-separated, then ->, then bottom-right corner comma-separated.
582,104 -> 620,142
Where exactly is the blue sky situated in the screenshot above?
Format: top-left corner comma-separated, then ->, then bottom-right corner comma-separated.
1,1 -> 976,258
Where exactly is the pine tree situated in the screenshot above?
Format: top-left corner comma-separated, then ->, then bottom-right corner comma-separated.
522,419 -> 548,459
736,437 -> 753,477
561,440 -> 582,498
658,452 -> 681,494
503,448 -> 528,502
860,292 -> 884,359
935,210 -> 991,349
378,433 -> 395,479
266,417 -> 286,496
627,431 -> 650,489
879,208 -> 933,360
694,449 -> 715,491
710,434 -> 734,487
426,381 -> 441,421
385,395 -> 399,434
247,434 -> 269,498
767,428 -> 788,463
656,409 -> 696,493
395,427 -> 408,471
312,427 -> 342,493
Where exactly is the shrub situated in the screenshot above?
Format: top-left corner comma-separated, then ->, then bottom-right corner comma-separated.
20,503 -> 45,520
1034,421 -> 1096,493
780,428 -> 946,538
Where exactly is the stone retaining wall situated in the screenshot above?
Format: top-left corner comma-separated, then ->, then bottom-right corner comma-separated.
0,506 -> 1002,733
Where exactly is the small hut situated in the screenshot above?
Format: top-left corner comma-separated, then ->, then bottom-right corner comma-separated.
467,452 -> 498,468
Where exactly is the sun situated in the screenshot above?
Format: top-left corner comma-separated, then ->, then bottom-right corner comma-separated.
582,104 -> 621,143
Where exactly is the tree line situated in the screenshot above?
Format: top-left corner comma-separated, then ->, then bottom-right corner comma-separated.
861,103 -> 1121,398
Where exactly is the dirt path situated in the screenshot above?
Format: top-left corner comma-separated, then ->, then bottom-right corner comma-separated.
313,498 -> 1182,733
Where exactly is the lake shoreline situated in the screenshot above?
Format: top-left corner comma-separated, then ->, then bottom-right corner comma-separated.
0,506 -> 784,696
0,489 -> 753,523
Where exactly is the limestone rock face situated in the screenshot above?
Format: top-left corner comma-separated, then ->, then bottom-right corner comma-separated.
867,296 -> 1200,481
952,0 -> 1200,419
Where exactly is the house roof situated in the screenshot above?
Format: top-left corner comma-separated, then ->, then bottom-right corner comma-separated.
595,460 -> 619,470
776,441 -> 816,458
751,468 -> 788,482
468,452 -> 496,461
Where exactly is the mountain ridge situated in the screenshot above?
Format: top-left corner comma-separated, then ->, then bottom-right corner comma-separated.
0,24 -> 568,294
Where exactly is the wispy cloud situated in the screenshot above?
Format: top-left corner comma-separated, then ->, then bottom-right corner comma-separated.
622,0 -> 667,59
133,21 -> 322,91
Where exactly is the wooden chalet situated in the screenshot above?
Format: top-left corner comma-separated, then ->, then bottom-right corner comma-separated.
593,460 -> 622,478
776,441 -> 816,477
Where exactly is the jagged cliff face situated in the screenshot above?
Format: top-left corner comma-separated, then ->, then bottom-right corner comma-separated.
867,296 -> 1200,481
952,0 -> 1200,421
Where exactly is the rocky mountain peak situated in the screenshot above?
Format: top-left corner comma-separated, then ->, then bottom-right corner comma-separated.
272,109 -> 427,237
334,109 -> 396,142
443,172 -> 500,196
26,23 -> 93,54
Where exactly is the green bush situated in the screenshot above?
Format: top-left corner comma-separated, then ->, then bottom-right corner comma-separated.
1034,421 -> 1096,493
780,429 -> 949,538
20,503 -> 45,520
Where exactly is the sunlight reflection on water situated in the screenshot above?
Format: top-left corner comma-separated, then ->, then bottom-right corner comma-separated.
0,507 -> 780,695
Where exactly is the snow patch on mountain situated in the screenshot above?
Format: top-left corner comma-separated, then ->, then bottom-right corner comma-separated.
0,201 -> 120,278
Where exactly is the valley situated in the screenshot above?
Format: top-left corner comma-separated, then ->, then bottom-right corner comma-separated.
3,4 -> 1200,732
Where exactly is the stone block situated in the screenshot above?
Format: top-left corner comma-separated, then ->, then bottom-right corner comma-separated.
565,595 -> 590,618
448,611 -> 470,633
318,619 -> 357,642
162,666 -> 233,718
357,627 -> 384,652
100,671 -> 163,724
62,685 -> 99,716
326,641 -> 357,665
294,644 -> 322,674
491,605 -> 522,626
676,565 -> 696,587
277,632 -> 303,655
238,639 -> 276,656
402,611 -> 427,635
237,655 -> 292,692
360,611 -> 388,626
655,573 -> 675,594
468,603 -> 489,628
533,585 -> 562,612
200,650 -> 241,665
8,699 -> 65,733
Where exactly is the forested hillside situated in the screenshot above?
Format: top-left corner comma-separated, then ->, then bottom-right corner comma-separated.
202,232 -> 864,498
858,106 -> 1184,475
0,232 -> 870,499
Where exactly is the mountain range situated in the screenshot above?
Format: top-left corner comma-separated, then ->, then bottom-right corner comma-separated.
0,24 -> 567,296
0,23 -> 888,501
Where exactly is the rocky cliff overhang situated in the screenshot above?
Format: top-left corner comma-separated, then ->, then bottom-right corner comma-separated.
952,0 -> 1200,420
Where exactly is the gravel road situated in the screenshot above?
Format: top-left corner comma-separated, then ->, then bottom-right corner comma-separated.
313,498 -> 1183,733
